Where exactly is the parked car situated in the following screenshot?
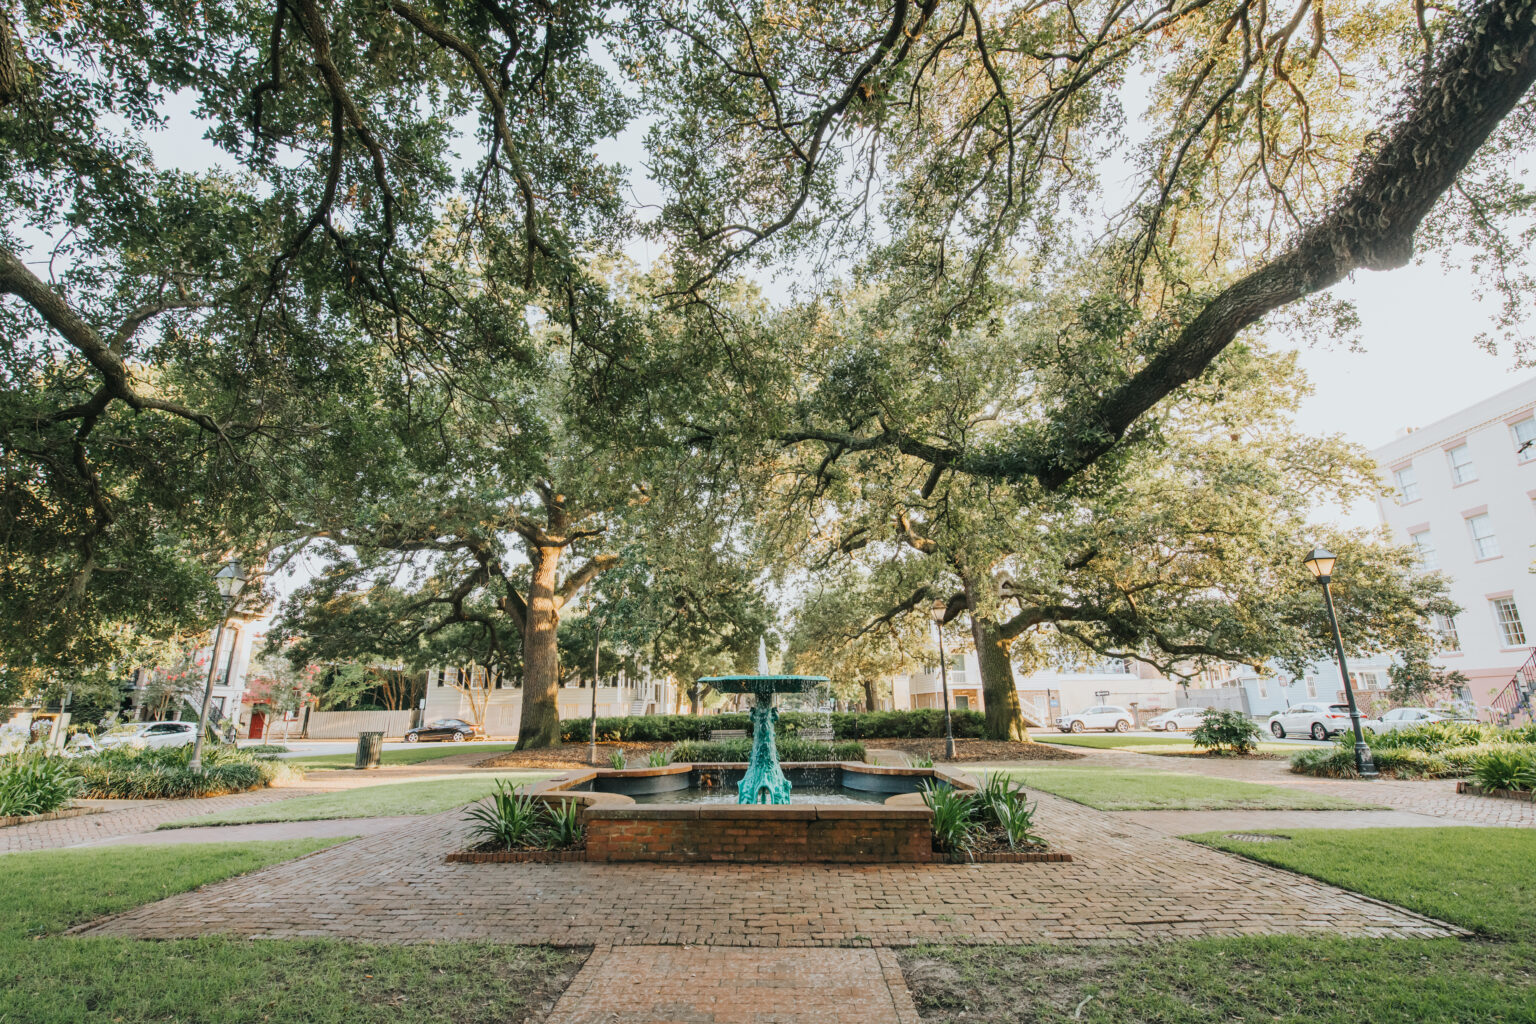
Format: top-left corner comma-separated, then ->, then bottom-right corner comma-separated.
97,720 -> 199,750
1055,705 -> 1135,733
1146,707 -> 1213,732
404,718 -> 482,742
1267,702 -> 1377,740
1375,706 -> 1470,732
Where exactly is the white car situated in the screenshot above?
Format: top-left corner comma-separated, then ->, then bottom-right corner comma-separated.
1056,705 -> 1135,733
1146,707 -> 1213,732
1375,707 -> 1469,732
1267,702 -> 1376,741
97,721 -> 199,750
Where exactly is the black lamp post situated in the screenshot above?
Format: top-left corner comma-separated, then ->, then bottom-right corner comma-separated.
930,599 -> 956,761
1304,546 -> 1377,778
589,607 -> 604,765
191,559 -> 246,773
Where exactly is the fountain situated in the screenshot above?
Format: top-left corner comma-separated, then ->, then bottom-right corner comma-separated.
697,640 -> 827,805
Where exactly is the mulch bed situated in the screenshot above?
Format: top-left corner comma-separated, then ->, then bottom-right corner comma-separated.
874,738 -> 1085,763
1140,749 -> 1288,761
472,741 -> 674,770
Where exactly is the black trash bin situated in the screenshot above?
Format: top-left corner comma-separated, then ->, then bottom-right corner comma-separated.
355,731 -> 384,769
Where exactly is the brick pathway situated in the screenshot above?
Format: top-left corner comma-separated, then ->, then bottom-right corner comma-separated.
75,789 -> 1458,946
546,946 -> 919,1024
83,815 -> 418,847
0,788 -> 313,854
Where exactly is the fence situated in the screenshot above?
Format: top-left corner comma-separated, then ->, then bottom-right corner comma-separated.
303,710 -> 415,738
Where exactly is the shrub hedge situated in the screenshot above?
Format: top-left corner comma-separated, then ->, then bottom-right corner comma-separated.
1289,721 -> 1536,781
0,753 -> 82,817
67,745 -> 300,799
561,708 -> 987,744
667,738 -> 867,763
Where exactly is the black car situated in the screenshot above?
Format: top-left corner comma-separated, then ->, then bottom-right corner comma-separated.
404,718 -> 481,742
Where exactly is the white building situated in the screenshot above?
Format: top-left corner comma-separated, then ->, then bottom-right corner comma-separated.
894,652 -> 1177,726
1372,376 -> 1536,710
420,666 -> 681,737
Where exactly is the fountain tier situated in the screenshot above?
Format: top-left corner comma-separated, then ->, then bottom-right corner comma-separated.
698,674 -> 828,805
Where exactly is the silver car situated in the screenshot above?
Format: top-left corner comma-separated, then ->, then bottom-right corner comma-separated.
98,721 -> 199,750
1147,707 -> 1212,732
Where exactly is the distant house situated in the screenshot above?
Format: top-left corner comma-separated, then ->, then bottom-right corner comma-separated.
1177,657 -> 1405,719
892,653 -> 1178,726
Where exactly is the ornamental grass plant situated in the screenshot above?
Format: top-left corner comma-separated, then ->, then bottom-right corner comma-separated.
67,745 -> 299,799
1289,721 -> 1536,781
0,753 -> 82,817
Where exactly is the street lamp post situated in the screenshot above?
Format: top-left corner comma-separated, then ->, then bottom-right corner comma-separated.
589,610 -> 604,765
1304,546 -> 1377,778
930,599 -> 956,761
190,560 -> 246,774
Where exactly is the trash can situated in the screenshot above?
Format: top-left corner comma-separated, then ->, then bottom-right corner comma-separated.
355,731 -> 384,769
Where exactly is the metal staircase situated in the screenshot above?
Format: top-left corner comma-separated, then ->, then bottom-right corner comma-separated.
1491,649 -> 1536,725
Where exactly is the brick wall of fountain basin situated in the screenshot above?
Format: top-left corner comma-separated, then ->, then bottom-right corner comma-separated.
525,762 -> 973,863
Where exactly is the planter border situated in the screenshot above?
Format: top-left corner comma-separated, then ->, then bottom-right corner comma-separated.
1456,780 -> 1535,802
0,805 -> 105,829
445,848 -> 1071,864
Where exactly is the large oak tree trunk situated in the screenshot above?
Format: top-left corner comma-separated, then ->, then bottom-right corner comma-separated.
516,546 -> 563,749
967,593 -> 1029,741
862,677 -> 878,711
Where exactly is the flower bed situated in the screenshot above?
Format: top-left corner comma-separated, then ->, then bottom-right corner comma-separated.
67,745 -> 301,799
1289,722 -> 1536,782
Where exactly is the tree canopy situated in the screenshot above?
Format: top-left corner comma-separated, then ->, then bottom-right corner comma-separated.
1,0 -> 1531,741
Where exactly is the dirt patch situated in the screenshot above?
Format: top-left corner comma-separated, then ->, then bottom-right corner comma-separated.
876,738 -> 1085,763
901,946 -> 1120,1022
473,741 -> 674,770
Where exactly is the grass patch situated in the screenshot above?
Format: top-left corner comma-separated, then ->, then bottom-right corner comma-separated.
282,743 -> 522,770
1037,734 -> 1310,753
1036,734 -> 1198,748
900,937 -> 1536,1023
159,773 -> 554,828
1189,827 -> 1536,940
986,766 -> 1372,810
0,840 -> 343,939
0,842 -> 583,1023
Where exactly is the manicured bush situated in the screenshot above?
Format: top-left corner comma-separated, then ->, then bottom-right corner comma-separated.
244,744 -> 290,755
66,745 -> 296,799
666,738 -> 866,762
1191,709 -> 1261,755
0,753 -> 82,817
1289,745 -> 1358,778
562,708 -> 988,744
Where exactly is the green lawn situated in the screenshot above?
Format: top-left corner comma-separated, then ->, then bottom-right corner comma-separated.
0,842 -> 582,1023
1190,827 -> 1536,940
986,766 -> 1372,810
1036,734 -> 1309,753
281,742 -> 521,770
160,773 -> 554,828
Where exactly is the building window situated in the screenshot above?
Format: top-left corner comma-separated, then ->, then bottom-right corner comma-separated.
1447,443 -> 1477,484
1306,676 -> 1318,698
1256,679 -> 1268,699
1410,530 -> 1438,570
1433,613 -> 1461,652
1468,514 -> 1500,559
1394,465 -> 1420,502
1491,597 -> 1528,647
1513,417 -> 1536,461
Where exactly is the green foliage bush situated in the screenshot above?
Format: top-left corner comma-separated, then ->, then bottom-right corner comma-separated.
1367,721 -> 1505,753
1289,745 -> 1360,778
463,781 -> 585,851
66,745 -> 295,799
243,744 -> 290,755
666,738 -> 866,762
561,709 -> 987,744
0,753 -> 82,817
1191,709 -> 1261,755
1471,747 -> 1536,792
921,775 -> 1044,861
